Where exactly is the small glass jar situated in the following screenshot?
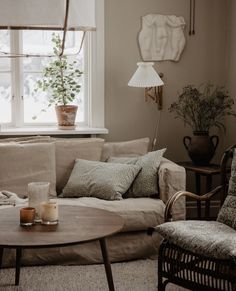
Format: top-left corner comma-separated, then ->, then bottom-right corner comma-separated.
40,200 -> 58,225
20,207 -> 36,226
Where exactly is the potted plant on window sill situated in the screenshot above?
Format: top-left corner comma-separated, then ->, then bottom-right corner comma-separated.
35,33 -> 83,130
169,83 -> 236,165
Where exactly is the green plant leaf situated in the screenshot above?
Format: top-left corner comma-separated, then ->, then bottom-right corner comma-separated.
169,83 -> 236,134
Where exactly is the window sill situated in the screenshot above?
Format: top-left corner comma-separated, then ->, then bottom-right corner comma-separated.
0,126 -> 108,136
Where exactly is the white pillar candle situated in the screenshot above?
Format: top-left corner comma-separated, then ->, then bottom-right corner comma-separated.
40,200 -> 58,225
28,182 -> 50,222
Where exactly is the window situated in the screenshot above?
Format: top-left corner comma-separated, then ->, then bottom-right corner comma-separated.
0,31 -> 11,123
23,31 -> 85,125
0,0 -> 105,131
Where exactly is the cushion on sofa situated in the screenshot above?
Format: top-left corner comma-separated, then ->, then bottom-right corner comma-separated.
61,159 -> 141,200
101,137 -> 150,162
0,136 -> 52,144
55,138 -> 104,192
18,137 -> 54,144
217,149 -> 236,229
0,143 -> 56,198
156,220 -> 236,260
108,148 -> 166,198
58,197 -> 165,232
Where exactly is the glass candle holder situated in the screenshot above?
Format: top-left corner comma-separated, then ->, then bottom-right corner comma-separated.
28,182 -> 50,222
40,200 -> 58,225
20,207 -> 36,226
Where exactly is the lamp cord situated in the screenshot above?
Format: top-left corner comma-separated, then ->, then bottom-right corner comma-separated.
189,0 -> 196,36
152,104 -> 162,151
189,0 -> 192,35
192,0 -> 196,35
60,0 -> 70,56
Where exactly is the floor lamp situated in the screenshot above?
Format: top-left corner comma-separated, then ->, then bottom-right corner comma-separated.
128,62 -> 164,150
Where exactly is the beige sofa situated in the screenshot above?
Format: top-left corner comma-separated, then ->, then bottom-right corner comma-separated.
0,136 -> 186,267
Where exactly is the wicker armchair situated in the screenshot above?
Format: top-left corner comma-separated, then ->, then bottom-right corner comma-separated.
155,145 -> 236,291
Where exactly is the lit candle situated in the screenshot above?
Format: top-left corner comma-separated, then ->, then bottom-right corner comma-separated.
40,200 -> 58,225
28,182 -> 50,222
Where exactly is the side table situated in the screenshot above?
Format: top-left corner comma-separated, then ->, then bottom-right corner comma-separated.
178,162 -> 221,220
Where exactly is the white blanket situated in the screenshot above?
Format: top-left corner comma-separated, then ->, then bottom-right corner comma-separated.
0,190 -> 27,206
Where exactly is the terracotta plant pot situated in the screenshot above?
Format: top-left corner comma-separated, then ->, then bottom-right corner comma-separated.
183,131 -> 219,166
55,105 -> 78,130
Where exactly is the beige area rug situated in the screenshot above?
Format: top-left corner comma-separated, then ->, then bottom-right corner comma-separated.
0,259 -> 189,291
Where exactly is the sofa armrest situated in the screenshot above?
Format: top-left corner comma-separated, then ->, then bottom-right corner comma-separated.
158,158 -> 186,221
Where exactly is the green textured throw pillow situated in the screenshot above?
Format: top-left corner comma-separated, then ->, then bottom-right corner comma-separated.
61,159 -> 141,200
217,149 -> 236,230
108,148 -> 166,198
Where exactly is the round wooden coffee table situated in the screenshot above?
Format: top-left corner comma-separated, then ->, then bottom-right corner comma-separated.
0,205 -> 124,291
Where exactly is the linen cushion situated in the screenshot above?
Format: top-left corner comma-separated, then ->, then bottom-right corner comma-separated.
156,220 -> 236,260
0,143 -> 56,198
55,138 -> 104,192
217,149 -> 236,229
101,137 -> 150,162
61,159 -> 141,200
58,197 -> 165,232
0,136 -> 52,144
108,148 -> 166,198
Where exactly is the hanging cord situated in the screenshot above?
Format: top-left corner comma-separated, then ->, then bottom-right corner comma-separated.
151,103 -> 162,151
189,0 -> 196,36
189,0 -> 192,35
192,0 -> 196,35
59,0 -> 70,56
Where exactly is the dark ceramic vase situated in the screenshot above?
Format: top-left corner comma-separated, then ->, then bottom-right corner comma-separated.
183,131 -> 219,166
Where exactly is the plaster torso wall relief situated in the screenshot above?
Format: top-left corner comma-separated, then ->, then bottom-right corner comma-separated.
139,14 -> 186,62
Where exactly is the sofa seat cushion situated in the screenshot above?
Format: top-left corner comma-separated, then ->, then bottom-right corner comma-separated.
156,220 -> 236,260
58,197 -> 165,232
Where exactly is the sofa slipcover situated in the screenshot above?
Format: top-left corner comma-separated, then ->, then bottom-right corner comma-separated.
58,197 -> 165,232
0,136 -> 186,266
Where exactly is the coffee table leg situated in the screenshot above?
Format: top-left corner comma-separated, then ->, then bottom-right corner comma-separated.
15,248 -> 22,286
99,238 -> 115,291
0,248 -> 4,268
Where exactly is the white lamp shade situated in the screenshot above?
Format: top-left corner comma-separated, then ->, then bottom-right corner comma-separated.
0,0 -> 96,31
128,62 -> 164,87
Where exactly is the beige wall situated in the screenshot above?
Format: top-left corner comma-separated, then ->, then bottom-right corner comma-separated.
225,0 -> 236,148
104,0 -> 227,163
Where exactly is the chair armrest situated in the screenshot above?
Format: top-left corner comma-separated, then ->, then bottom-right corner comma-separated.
164,185 -> 223,222
158,158 -> 186,221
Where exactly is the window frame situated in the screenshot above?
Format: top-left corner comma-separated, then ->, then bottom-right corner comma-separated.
0,0 -> 105,131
